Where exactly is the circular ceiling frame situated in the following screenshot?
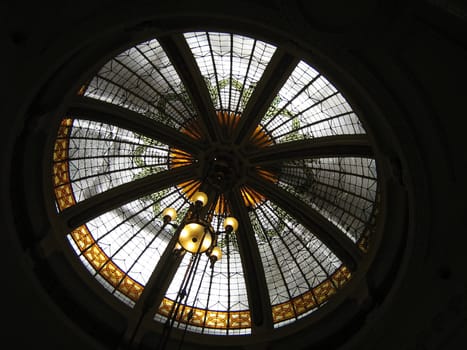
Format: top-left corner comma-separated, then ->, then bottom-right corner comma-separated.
11,6 -> 420,350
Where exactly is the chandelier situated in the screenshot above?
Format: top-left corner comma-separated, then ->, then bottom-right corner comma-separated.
157,191 -> 238,349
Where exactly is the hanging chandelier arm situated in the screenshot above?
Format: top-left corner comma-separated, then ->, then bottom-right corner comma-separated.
68,95 -> 203,156
158,34 -> 222,143
247,134 -> 373,165
122,225 -> 186,350
246,175 -> 363,271
60,164 -> 200,230
233,50 -> 299,146
127,203 -> 213,349
229,188 -> 274,333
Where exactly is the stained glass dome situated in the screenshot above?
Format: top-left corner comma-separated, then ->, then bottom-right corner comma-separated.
51,31 -> 378,337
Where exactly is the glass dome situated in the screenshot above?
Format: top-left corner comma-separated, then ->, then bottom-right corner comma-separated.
51,31 -> 378,336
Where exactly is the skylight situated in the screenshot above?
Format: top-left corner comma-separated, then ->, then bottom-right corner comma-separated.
52,31 -> 379,335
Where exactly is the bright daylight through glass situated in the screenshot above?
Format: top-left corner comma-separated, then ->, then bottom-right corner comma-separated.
52,31 -> 379,336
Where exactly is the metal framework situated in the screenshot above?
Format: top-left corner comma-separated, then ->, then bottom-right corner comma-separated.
51,31 -> 379,340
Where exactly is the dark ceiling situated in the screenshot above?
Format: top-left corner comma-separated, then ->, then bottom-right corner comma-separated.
2,1 -> 467,349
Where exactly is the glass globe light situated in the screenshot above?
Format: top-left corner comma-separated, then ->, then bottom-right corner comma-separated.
179,223 -> 212,253
223,217 -> 239,232
191,191 -> 208,206
210,246 -> 222,261
162,207 -> 177,222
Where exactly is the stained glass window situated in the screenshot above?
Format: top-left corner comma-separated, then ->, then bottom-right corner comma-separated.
53,31 -> 379,336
